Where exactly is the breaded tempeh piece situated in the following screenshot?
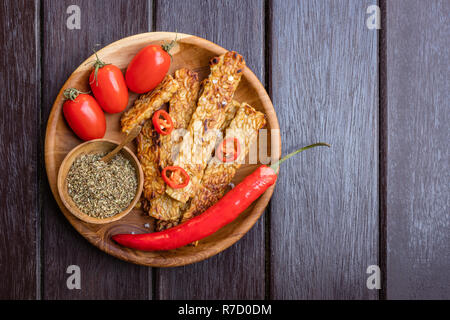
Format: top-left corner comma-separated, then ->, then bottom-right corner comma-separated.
166,51 -> 245,203
222,100 -> 240,130
146,69 -> 200,221
159,68 -> 201,168
148,99 -> 239,224
181,103 -> 266,222
168,69 -> 201,129
133,74 -> 181,207
136,120 -> 165,200
120,75 -> 179,133
148,194 -> 186,221
156,219 -> 180,232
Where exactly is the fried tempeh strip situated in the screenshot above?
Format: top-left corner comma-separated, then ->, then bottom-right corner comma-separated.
134,75 -> 180,201
141,198 -> 179,230
165,51 -> 246,203
136,120 -> 166,200
156,219 -> 179,232
159,68 -> 201,168
120,75 -> 179,133
149,194 -> 186,221
181,103 -> 266,222
149,100 -> 239,228
146,68 -> 200,221
221,99 -> 240,130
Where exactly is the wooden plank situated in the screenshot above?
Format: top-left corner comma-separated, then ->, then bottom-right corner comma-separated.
0,0 -> 40,300
41,0 -> 151,299
385,0 -> 450,299
269,0 -> 379,299
154,0 -> 266,299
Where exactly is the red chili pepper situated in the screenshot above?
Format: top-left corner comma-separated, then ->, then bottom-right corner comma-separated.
112,143 -> 330,251
161,166 -> 190,189
152,110 -> 174,135
216,137 -> 241,163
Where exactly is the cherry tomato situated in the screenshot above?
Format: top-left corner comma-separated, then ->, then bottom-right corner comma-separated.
125,43 -> 174,94
89,54 -> 129,113
62,88 -> 106,141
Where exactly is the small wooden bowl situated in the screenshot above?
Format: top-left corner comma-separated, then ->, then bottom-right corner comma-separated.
57,139 -> 144,224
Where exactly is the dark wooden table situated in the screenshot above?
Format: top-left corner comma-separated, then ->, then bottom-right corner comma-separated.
0,0 -> 448,300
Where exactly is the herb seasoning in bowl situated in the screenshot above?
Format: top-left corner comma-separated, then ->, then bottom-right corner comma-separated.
67,152 -> 137,218
57,139 -> 144,224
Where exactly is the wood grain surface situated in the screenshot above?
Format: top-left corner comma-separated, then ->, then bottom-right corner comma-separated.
0,0 -> 40,300
385,0 -> 450,299
269,0 -> 379,299
0,0 -> 449,300
41,0 -> 151,299
153,0 -> 268,299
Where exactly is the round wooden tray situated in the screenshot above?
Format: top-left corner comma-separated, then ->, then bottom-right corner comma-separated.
45,32 -> 281,267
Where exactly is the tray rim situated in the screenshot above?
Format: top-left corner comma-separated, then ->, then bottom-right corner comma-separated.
44,31 -> 282,267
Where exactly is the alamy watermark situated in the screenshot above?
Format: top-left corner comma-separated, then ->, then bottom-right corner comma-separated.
66,5 -> 81,30
366,5 -> 381,30
366,265 -> 381,290
163,128 -> 281,166
66,265 -> 81,290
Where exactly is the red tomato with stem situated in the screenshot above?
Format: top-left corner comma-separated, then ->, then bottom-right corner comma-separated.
89,53 -> 129,113
125,39 -> 176,94
62,88 -> 106,141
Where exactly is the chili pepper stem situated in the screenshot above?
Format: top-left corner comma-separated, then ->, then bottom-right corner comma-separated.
269,142 -> 331,172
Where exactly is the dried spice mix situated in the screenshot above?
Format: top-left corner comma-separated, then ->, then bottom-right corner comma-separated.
67,152 -> 137,218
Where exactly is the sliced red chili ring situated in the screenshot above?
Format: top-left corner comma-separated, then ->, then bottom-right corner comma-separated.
216,137 -> 241,163
152,110 -> 174,135
161,166 -> 190,189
